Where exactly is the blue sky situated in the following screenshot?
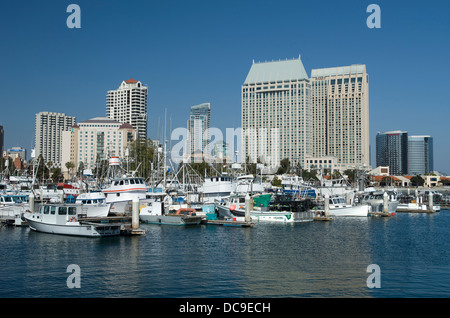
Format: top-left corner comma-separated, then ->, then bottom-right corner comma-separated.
1,0 -> 449,172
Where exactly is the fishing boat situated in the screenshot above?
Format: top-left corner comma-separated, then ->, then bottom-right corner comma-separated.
0,194 -> 30,226
215,193 -> 315,223
327,196 -> 369,217
234,174 -> 264,195
23,203 -> 121,237
102,176 -> 150,214
75,191 -> 111,217
358,189 -> 399,214
139,201 -> 202,225
198,175 -> 234,203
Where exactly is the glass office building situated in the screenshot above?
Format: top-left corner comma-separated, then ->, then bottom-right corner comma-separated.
408,135 -> 433,175
187,103 -> 211,162
376,131 -> 408,175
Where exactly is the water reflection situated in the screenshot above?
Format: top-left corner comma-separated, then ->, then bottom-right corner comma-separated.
2,211 -> 450,297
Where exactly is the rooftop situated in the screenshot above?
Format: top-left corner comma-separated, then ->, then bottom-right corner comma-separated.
244,57 -> 308,84
311,64 -> 366,78
78,116 -> 122,124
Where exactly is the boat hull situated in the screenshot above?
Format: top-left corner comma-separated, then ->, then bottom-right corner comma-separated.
140,214 -> 202,225
216,204 -> 314,223
328,205 -> 369,217
24,213 -> 120,237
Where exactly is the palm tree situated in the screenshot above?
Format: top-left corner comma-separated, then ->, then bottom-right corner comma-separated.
65,161 -> 75,179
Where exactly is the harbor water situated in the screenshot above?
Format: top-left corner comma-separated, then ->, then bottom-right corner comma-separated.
1,210 -> 450,298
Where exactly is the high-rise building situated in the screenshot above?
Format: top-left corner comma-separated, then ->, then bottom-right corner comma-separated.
376,131 -> 408,175
34,112 -> 76,167
106,79 -> 148,140
408,135 -> 433,175
186,103 -> 211,162
61,117 -> 136,173
310,65 -> 370,170
241,57 -> 311,170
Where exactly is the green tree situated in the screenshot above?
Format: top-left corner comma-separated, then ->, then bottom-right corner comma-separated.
51,167 -> 63,182
410,175 -> 425,187
277,158 -> 290,174
271,176 -> 282,187
32,155 -> 49,181
128,139 -> 156,178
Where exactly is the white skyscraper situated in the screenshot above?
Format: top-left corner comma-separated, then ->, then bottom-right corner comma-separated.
241,57 -> 311,170
34,111 -> 76,167
106,79 -> 148,140
310,65 -> 370,170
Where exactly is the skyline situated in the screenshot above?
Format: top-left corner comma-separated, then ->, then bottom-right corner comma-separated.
1,0 -> 449,173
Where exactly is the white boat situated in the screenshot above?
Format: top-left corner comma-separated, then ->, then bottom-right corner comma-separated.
102,176 -> 150,214
215,194 -> 315,223
234,175 -> 264,195
75,191 -> 111,217
140,201 -> 202,225
0,194 -> 30,226
24,203 -> 121,237
215,203 -> 314,223
359,190 -> 398,214
327,196 -> 369,217
397,202 -> 441,212
199,175 -> 234,203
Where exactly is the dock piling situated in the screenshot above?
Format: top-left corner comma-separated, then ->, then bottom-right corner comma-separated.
428,192 -> 433,212
383,192 -> 388,213
29,193 -> 34,213
132,197 -> 140,230
245,194 -> 251,223
324,194 -> 330,217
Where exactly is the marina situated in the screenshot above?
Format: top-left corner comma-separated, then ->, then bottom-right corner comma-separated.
1,153 -> 450,298
1,208 -> 450,298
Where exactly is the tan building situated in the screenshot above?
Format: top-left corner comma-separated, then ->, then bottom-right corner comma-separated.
61,117 -> 136,177
310,65 -> 370,170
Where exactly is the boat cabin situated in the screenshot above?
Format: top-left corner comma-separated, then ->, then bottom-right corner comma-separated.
0,195 -> 29,205
111,178 -> 145,187
35,204 -> 83,225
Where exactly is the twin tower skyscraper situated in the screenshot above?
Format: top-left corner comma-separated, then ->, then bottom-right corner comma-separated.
241,56 -> 370,172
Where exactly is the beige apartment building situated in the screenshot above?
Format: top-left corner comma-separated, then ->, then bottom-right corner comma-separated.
106,78 -> 148,140
310,65 -> 370,170
34,112 -> 76,167
61,117 -> 136,176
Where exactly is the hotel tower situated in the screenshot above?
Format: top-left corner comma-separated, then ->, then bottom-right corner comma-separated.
310,65 -> 370,170
241,57 -> 311,170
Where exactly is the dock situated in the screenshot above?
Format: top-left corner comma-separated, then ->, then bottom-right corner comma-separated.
314,215 -> 333,221
78,215 -> 145,235
201,219 -> 255,227
369,212 -> 394,217
396,209 -> 436,213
